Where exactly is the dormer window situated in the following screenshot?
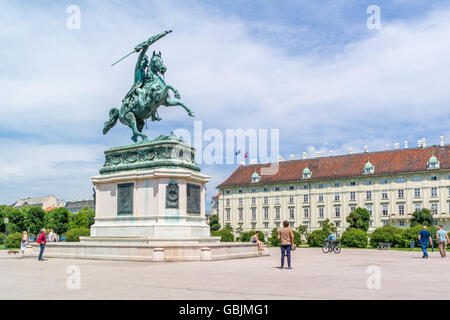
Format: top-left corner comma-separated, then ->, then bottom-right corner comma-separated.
427,153 -> 440,169
251,172 -> 260,183
302,166 -> 311,179
363,160 -> 375,174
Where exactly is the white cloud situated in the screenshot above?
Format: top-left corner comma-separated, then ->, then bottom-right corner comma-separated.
0,1 -> 449,204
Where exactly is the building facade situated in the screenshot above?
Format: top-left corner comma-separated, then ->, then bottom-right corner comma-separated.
217,144 -> 450,239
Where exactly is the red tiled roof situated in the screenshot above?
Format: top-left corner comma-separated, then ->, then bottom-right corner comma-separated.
218,145 -> 450,188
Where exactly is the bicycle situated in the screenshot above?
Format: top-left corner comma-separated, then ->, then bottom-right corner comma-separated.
322,240 -> 341,254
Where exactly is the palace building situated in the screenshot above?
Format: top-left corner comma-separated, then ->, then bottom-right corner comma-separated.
217,141 -> 450,238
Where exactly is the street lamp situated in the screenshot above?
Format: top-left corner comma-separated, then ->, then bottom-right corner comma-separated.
3,218 -> 8,250
430,209 -> 436,253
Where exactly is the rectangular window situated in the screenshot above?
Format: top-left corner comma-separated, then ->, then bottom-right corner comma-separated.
335,206 -> 340,217
431,176 -> 438,181
367,205 -> 372,216
382,205 -> 388,216
238,208 -> 243,221
289,195 -> 294,203
319,207 -> 324,218
366,191 -> 372,200
399,204 -> 404,215
276,207 -> 281,219
399,221 -> 405,227
304,194 -> 309,203
251,208 -> 256,220
263,188 -> 269,192
238,189 -> 243,193
335,192 -> 340,201
318,194 -> 324,202
335,221 -> 340,227
264,196 -> 268,205
226,190 -> 230,194
238,198 -> 243,206
431,187 -> 438,197
350,206 -> 356,213
275,187 -> 280,191
289,186 -> 294,190
275,196 -> 280,204
263,222 -> 269,229
319,221 -> 323,227
382,221 -> 388,226
398,189 -> 404,198
304,208 -> 309,218
251,189 -> 256,193
303,185 -> 309,189
226,198 -> 230,206
289,208 -> 295,219
431,203 -> 438,214
349,181 -> 356,186
334,182 -> 341,187
382,190 -> 388,199
415,203 -> 422,212
251,197 -> 256,205
264,207 -> 269,219
226,208 -> 230,220
350,191 -> 356,201
275,222 -> 280,228
318,184 -> 324,188
414,188 -> 421,198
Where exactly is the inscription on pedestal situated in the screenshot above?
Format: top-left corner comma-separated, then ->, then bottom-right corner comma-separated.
166,179 -> 179,208
117,182 -> 133,214
187,183 -> 200,214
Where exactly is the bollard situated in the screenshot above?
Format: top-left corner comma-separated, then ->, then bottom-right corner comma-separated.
152,248 -> 165,261
200,247 -> 212,261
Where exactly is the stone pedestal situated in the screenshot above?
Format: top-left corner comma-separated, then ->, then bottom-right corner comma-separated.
32,135 -> 268,261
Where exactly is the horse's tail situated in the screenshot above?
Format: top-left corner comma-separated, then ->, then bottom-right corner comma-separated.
103,107 -> 119,135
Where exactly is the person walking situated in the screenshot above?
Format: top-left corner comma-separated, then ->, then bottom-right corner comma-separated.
436,225 -> 449,258
277,221 -> 294,269
418,226 -> 433,259
20,231 -> 28,254
37,228 -> 47,261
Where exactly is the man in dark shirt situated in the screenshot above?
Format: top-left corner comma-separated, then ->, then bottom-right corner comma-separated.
418,226 -> 433,259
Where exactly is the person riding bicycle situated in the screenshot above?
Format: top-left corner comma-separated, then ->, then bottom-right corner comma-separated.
325,231 -> 336,249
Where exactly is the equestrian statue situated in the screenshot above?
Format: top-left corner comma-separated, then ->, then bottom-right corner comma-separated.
103,30 -> 194,142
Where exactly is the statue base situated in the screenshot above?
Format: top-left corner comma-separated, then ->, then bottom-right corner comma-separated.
31,137 -> 268,261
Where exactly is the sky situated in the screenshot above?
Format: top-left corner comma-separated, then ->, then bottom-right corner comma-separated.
0,0 -> 449,208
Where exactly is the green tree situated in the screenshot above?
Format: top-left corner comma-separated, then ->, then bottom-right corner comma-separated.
2,207 -> 27,234
410,208 -> 432,227
307,230 -> 328,247
369,226 -> 408,248
65,227 -> 90,242
24,206 -> 46,236
6,232 -> 22,248
46,207 -> 71,235
71,211 -> 89,229
224,224 -> 233,233
321,219 -> 337,234
341,228 -> 368,248
296,225 -> 308,238
78,207 -> 95,228
268,228 -> 281,247
292,230 -> 302,246
209,214 -> 221,231
346,208 -> 370,231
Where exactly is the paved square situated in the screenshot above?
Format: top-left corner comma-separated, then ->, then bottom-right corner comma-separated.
1,247 -> 449,299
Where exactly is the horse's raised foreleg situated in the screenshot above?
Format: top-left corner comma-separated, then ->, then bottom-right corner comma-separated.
164,85 -> 181,99
163,98 -> 195,117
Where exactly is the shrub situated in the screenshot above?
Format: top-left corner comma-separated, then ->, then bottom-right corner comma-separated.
341,228 -> 368,248
307,230 -> 328,247
268,228 -> 280,247
211,229 -> 234,242
369,226 -> 408,248
0,233 -> 4,245
65,228 -> 90,242
239,230 -> 265,243
6,232 -> 22,249
292,230 -> 302,246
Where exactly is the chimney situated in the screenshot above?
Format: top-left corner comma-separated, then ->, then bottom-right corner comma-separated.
404,141 -> 408,149
385,144 -> 389,151
250,158 -> 258,164
364,146 -> 369,153
422,138 -> 426,147
440,136 -> 444,147
394,143 -> 399,150
348,147 -> 353,155
239,161 -> 245,166
418,139 -> 422,148
278,156 -> 285,162
329,150 -> 333,157
289,154 -> 295,161
302,152 -> 308,159
315,151 -> 321,158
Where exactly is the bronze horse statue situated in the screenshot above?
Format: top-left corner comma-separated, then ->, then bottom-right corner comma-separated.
103,31 -> 194,142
